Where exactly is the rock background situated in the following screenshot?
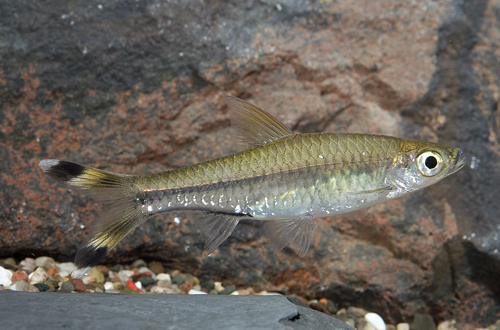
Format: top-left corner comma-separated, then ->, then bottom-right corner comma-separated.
1,0 -> 499,328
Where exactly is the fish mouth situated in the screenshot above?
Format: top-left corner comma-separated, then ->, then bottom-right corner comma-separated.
450,149 -> 466,174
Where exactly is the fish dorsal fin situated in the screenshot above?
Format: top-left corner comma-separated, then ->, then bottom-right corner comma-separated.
267,216 -> 314,257
225,96 -> 293,148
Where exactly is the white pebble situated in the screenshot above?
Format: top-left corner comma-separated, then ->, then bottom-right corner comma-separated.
35,256 -> 55,269
188,289 -> 207,295
0,266 -> 12,286
81,275 -> 96,284
58,271 -> 70,278
364,312 -> 386,330
214,281 -> 225,292
156,273 -> 171,281
437,320 -> 457,330
58,262 -> 76,274
396,324 -> 409,330
104,282 -> 114,291
117,270 -> 134,282
20,258 -> 36,274
10,280 -> 28,291
29,267 -> 48,284
135,281 -> 142,290
150,285 -> 175,294
156,273 -> 171,288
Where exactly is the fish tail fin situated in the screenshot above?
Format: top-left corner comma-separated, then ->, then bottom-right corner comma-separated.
39,159 -> 148,278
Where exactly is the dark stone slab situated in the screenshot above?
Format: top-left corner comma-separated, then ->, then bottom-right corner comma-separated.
0,291 -> 353,330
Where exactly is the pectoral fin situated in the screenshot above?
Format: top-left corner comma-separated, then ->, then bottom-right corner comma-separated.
267,216 -> 314,257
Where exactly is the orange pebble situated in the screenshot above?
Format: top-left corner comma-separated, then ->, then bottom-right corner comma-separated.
47,265 -> 58,277
11,270 -> 29,282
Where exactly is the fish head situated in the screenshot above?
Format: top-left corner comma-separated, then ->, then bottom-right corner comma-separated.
386,139 -> 466,194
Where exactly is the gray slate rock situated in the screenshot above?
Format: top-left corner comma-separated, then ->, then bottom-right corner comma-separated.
0,291 -> 353,330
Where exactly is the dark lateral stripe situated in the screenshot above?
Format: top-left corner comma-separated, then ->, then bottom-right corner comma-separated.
74,246 -> 109,269
39,159 -> 86,183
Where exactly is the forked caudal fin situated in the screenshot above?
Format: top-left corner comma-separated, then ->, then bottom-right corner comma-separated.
39,159 -> 147,278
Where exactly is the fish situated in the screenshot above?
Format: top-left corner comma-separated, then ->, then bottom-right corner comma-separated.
39,96 -> 466,278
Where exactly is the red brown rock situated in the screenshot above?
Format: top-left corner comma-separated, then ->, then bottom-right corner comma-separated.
179,280 -> 194,294
70,279 -> 87,293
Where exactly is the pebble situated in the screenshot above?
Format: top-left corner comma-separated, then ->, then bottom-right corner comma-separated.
35,256 -> 55,269
117,270 -> 134,283
0,254 -> 433,330
171,274 -> 185,285
33,283 -> 50,292
179,280 -> 193,293
411,313 -> 437,330
437,320 -> 457,330
29,267 -> 49,284
336,308 -> 348,320
47,265 -> 58,277
156,273 -> 172,288
132,259 -> 147,268
58,262 -> 75,277
199,274 -> 214,291
188,289 -> 207,294
60,281 -> 76,292
86,283 -> 105,292
364,312 -> 386,330
214,281 -> 225,292
0,266 -> 13,287
119,287 -> 139,295
157,273 -> 171,281
219,284 -> 236,295
69,278 -> 86,292
148,261 -> 164,275
138,267 -> 156,280
10,280 -> 28,291
327,299 -> 339,314
23,284 -> 40,292
88,267 -> 105,283
150,285 -> 174,294
20,258 -> 36,273
349,306 -> 368,317
231,288 -> 254,295
96,265 -> 109,276
2,257 -> 17,270
139,276 -> 156,288
310,301 -> 330,314
81,276 -> 97,284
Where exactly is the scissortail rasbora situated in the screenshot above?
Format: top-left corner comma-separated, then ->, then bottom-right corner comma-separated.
40,96 -> 466,278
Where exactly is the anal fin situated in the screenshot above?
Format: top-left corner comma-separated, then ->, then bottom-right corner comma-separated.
267,216 -> 314,257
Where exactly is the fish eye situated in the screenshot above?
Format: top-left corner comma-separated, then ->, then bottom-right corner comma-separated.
417,151 -> 443,176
